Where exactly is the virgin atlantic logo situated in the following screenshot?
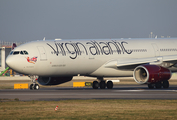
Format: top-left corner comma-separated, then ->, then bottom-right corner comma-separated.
26,56 -> 38,64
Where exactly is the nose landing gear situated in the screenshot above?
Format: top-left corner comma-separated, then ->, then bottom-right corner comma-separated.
29,75 -> 40,90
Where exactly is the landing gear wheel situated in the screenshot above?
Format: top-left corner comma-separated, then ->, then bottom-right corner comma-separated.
162,81 -> 169,89
155,82 -> 162,89
30,84 -> 34,90
34,84 -> 40,90
29,75 -> 39,90
148,84 -> 154,89
100,81 -> 106,89
30,84 -> 40,90
107,81 -> 113,89
93,81 -> 99,89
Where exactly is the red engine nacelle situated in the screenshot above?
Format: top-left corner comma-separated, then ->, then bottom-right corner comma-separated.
133,65 -> 171,84
37,76 -> 73,85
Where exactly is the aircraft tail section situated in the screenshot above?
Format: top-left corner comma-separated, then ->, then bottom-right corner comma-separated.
11,43 -> 17,50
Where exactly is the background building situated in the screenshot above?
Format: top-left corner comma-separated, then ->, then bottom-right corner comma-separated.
0,47 -> 11,72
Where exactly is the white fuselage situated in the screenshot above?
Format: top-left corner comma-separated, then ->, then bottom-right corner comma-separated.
6,38 -> 177,77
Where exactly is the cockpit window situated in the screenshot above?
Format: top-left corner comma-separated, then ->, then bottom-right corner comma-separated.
20,51 -> 24,55
13,51 -> 19,55
10,50 -> 29,55
23,51 -> 28,55
10,51 -> 14,55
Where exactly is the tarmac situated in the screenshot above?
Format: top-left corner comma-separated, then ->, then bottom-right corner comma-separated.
1,75 -> 177,87
0,85 -> 177,101
0,76 -> 177,101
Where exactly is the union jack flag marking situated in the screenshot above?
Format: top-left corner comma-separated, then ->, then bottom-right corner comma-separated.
26,56 -> 38,64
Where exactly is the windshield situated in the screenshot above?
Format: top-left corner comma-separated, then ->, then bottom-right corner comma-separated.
10,50 -> 29,55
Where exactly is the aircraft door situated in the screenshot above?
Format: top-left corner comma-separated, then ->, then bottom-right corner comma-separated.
37,46 -> 47,61
151,43 -> 160,57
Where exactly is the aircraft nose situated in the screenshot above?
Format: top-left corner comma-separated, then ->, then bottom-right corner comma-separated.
6,55 -> 14,68
6,55 -> 24,72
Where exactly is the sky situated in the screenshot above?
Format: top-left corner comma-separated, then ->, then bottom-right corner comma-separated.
0,0 -> 177,42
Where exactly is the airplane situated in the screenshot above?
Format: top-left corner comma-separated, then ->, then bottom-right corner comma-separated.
5,38 -> 177,90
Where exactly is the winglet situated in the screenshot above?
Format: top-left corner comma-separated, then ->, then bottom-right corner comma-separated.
11,43 -> 17,50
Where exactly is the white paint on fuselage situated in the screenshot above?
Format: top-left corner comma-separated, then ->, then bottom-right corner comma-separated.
6,38 -> 177,77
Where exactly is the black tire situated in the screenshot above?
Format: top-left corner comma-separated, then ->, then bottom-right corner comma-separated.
148,84 -> 154,89
100,81 -> 106,89
34,84 -> 40,90
93,81 -> 99,89
30,84 -> 33,90
107,81 -> 113,89
163,81 -> 169,89
155,82 -> 162,89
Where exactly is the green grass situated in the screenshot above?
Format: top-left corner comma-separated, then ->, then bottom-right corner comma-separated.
0,99 -> 177,120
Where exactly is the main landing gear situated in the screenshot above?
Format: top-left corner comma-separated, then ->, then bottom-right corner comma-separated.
148,80 -> 169,89
92,77 -> 113,89
29,75 -> 40,90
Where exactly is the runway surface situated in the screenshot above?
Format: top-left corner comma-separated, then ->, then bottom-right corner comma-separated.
0,85 -> 177,101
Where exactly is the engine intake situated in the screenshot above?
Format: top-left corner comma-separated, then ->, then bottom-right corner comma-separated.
37,76 -> 73,85
133,65 -> 171,84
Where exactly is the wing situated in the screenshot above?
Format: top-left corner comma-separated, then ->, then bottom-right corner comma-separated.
104,55 -> 177,70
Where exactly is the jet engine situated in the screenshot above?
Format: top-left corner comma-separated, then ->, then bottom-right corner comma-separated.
133,65 -> 171,84
37,76 -> 73,85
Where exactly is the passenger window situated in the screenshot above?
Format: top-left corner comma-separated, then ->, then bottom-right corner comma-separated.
13,51 -> 19,55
